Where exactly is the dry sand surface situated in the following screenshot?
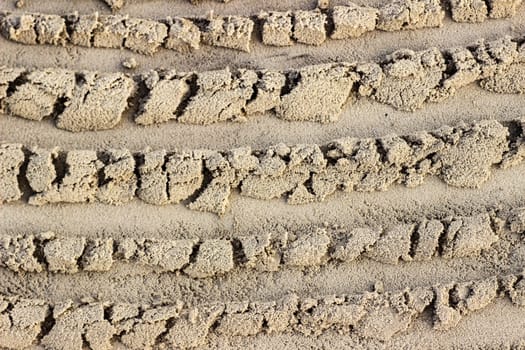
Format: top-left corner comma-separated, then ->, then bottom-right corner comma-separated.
1,0 -> 525,348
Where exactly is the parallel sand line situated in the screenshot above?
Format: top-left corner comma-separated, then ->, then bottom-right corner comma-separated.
1,118 -> 524,214
1,273 -> 525,349
2,2 -> 524,350
102,0 -> 234,11
206,299 -> 525,350
35,0 -> 520,52
2,208 -> 519,276
1,35 -> 525,131
102,0 -> 523,25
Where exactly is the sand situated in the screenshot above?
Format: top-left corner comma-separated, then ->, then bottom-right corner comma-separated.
1,0 -> 525,348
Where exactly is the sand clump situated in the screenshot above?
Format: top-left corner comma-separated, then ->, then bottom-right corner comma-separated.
331,4 -> 378,39
292,10 -> 327,46
4,68 -> 75,121
178,68 -> 257,125
259,11 -> 293,46
0,144 -> 24,203
55,72 -> 134,132
202,16 -> 254,52
276,63 -> 359,122
2,67 -> 133,131
164,16 -> 200,53
135,70 -> 191,125
123,17 -> 168,55
376,0 -> 444,31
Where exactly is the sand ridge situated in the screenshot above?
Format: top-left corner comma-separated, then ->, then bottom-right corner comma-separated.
1,0 -> 525,348
1,118 -> 523,214
2,33 -> 525,131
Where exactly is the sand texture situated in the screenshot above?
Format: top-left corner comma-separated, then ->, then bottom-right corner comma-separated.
2,0 -> 525,349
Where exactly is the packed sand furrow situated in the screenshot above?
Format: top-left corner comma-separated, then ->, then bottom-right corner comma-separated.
1,207 -> 516,275
1,118 -> 523,213
209,329 -> 525,350
102,0 -> 235,11
2,85 -> 523,152
2,34 -> 525,130
135,32 -> 525,119
1,0 -> 522,55
3,160 -> 523,251
0,0 -> 521,55
0,273 -> 523,349
205,298 -> 525,350
93,0 -> 523,43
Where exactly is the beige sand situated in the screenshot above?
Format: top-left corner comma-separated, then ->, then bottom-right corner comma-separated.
2,0 -> 525,348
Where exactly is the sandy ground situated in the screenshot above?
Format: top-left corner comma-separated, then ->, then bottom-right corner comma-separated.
1,0 -> 525,348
